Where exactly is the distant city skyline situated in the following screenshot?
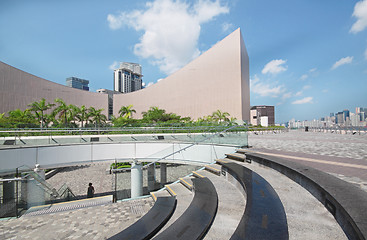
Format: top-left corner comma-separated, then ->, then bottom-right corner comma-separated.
287,106 -> 367,128
1,0 -> 367,123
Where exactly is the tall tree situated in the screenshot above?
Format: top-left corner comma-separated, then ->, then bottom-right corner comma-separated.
212,110 -> 230,123
6,109 -> 37,127
88,107 -> 107,128
142,107 -> 166,122
28,98 -> 55,128
53,98 -> 71,126
118,105 -> 136,119
75,105 -> 89,128
68,104 -> 81,126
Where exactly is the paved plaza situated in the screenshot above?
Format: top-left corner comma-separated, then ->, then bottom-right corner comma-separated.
248,130 -> 367,191
0,130 -> 366,239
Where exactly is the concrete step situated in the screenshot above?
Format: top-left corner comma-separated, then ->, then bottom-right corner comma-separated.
235,149 -> 247,154
204,164 -> 221,176
188,168 -> 247,240
156,182 -> 194,234
225,153 -> 246,162
165,184 -> 177,197
179,177 -> 194,191
150,189 -> 172,201
192,170 -> 206,178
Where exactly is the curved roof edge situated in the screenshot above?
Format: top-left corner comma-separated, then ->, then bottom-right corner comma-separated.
114,28 -> 250,121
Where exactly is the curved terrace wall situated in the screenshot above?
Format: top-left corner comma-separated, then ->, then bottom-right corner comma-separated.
113,28 -> 250,121
0,61 -> 108,115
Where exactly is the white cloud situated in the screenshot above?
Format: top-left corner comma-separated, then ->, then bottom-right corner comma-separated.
350,0 -> 367,33
292,97 -> 313,104
109,61 -> 119,70
107,14 -> 124,30
295,91 -> 302,97
107,0 -> 229,75
147,82 -> 154,87
221,22 -> 234,33
303,85 -> 311,90
250,75 -> 285,97
322,89 -> 329,93
300,74 -> 308,81
331,56 -> 353,70
262,59 -> 287,75
309,68 -> 317,73
282,92 -> 292,100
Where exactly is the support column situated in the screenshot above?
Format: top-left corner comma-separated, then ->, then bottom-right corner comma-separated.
3,176 -> 15,203
131,160 -> 143,198
147,163 -> 156,192
160,163 -> 167,186
27,164 -> 45,208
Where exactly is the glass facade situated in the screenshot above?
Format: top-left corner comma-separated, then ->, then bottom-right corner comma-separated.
66,77 -> 89,91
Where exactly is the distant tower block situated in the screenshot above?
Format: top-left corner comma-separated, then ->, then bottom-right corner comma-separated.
114,62 -> 143,93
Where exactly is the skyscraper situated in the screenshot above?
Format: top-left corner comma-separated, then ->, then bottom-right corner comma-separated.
343,109 -> 350,121
66,77 -> 89,91
113,62 -> 143,93
336,112 -> 344,124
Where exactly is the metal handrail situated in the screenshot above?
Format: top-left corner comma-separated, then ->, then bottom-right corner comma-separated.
111,125 -> 241,172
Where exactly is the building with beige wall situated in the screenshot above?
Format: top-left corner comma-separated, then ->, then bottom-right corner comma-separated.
0,62 -> 108,115
113,28 -> 250,121
0,28 -> 250,121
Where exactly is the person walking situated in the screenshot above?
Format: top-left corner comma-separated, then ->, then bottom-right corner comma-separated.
87,183 -> 95,198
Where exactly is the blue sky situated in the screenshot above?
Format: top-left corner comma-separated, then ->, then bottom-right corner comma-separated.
1,0 -> 366,123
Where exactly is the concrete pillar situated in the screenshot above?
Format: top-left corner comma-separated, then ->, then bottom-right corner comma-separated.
147,163 -> 156,192
3,178 -> 15,203
27,164 -> 46,208
160,163 -> 167,186
131,160 -> 143,198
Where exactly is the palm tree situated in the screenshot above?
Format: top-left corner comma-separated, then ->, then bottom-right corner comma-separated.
28,98 -> 55,128
142,107 -> 166,122
68,104 -> 81,126
212,110 -> 230,123
53,98 -> 71,126
75,105 -> 89,128
118,105 -> 136,119
88,107 -> 107,128
7,109 -> 37,127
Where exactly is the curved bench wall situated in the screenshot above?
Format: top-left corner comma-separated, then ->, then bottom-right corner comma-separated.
108,196 -> 176,240
153,177 -> 218,240
245,152 -> 367,240
0,142 -> 236,175
220,162 -> 289,240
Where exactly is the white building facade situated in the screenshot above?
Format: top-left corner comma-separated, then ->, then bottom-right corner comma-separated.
114,62 -> 143,93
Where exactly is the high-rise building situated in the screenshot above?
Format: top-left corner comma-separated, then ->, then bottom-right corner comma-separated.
336,112 -> 344,124
113,62 -> 143,93
250,106 -> 275,126
66,77 -> 89,91
343,109 -> 350,121
96,89 -> 121,120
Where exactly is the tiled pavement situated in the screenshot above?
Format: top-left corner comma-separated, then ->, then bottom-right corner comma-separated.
248,130 -> 367,191
0,197 -> 154,240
